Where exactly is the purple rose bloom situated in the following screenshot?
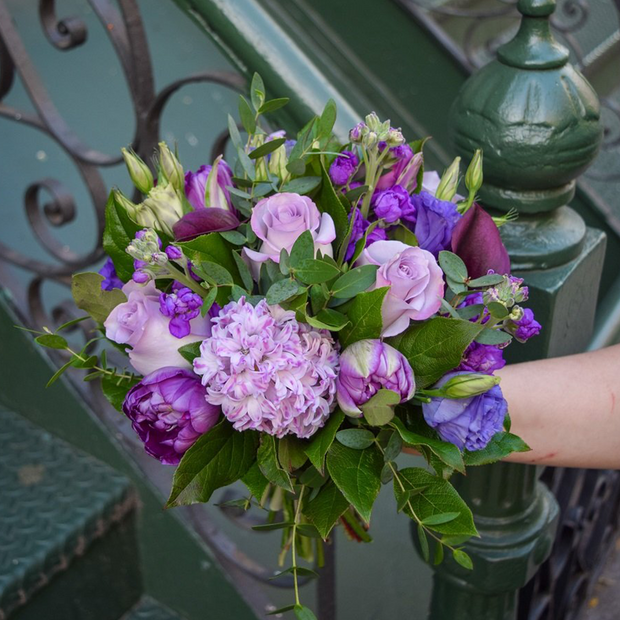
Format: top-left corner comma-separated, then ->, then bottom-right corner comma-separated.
371,185 -> 416,224
458,342 -> 505,375
98,257 -> 123,291
159,287 -> 203,338
411,191 -> 462,257
422,371 -> 507,451
123,367 -> 220,465
329,150 -> 359,186
512,308 -> 541,342
184,159 -> 234,210
345,208 -> 387,261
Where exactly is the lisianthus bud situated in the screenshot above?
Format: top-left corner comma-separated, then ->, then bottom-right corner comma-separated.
141,183 -> 185,237
205,155 -> 236,210
435,157 -> 461,202
121,148 -> 154,194
269,143 -> 289,182
113,189 -> 156,227
437,373 -> 500,399
464,149 -> 483,196
336,340 -> 415,417
249,134 -> 270,182
158,142 -> 184,192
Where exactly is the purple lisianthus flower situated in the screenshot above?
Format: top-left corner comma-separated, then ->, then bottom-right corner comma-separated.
98,257 -> 123,291
329,150 -> 359,186
336,339 -> 415,417
511,308 -> 541,342
371,185 -> 416,225
345,208 -> 388,261
159,287 -> 203,338
422,371 -> 507,451
123,367 -> 220,465
410,191 -> 462,257
458,342 -> 505,375
184,159 -> 234,210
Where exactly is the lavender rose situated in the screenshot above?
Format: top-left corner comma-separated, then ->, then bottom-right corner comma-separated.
123,367 -> 220,464
244,193 -> 336,274
336,339 -> 415,417
422,371 -> 507,451
410,191 -> 462,257
104,280 -> 210,376
358,240 -> 444,337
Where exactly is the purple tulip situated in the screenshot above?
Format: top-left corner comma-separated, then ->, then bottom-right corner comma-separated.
336,340 -> 415,417
184,157 -> 234,211
123,367 -> 220,465
451,203 -> 510,278
422,371 -> 507,451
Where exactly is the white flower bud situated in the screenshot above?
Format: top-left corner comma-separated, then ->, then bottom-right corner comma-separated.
121,148 -> 153,194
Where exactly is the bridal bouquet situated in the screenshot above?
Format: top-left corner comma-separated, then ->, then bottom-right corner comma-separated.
32,75 -> 538,618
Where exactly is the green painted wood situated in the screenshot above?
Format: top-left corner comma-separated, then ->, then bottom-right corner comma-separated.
122,596 -> 185,620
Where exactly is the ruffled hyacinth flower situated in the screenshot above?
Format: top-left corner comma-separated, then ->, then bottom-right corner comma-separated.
345,208 -> 388,261
159,287 -> 203,338
371,185 -> 417,225
194,298 -> 339,439
422,371 -> 507,451
337,339 -> 415,417
123,367 -> 220,465
98,257 -> 123,291
458,342 -> 505,375
410,191 -> 462,257
329,150 -> 359,186
184,158 -> 234,210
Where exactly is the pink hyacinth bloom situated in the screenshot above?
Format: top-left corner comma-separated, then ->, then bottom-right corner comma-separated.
193,298 -> 340,439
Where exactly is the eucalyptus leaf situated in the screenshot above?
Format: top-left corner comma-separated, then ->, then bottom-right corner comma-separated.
35,334 -> 68,350
290,231 -> 315,268
238,95 -> 256,134
475,328 -> 513,346
335,428 -> 375,450
266,279 -> 302,305
331,265 -> 378,299
281,176 -> 322,195
258,97 -> 290,114
249,138 -> 286,160
439,251 -> 468,282
295,259 -> 340,284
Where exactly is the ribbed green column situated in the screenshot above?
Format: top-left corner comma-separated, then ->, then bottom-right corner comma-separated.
427,1 -> 606,618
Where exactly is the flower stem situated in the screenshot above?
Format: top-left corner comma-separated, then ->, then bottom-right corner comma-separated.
291,485 -> 306,607
164,263 -> 207,298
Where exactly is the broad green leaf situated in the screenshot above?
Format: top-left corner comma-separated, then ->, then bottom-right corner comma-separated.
281,176 -> 321,195
395,468 -> 477,536
383,431 -> 404,463
304,409 -> 345,473
198,261 -> 233,286
249,138 -> 286,160
388,317 -> 483,388
380,463 -> 394,484
219,230 -> 246,245
421,512 -> 460,526
71,273 -> 127,324
167,422 -> 258,506
434,541 -> 445,566
287,158 -> 306,176
418,524 -> 430,562
487,302 -> 509,319
266,279 -> 302,305
290,231 -> 315,268
305,308 -> 349,332
295,259 -> 341,284
297,524 -> 322,539
278,436 -> 308,472
257,435 -> 293,492
338,287 -> 389,349
241,462 -> 269,500
463,432 -> 530,466
200,287 -> 218,317
178,341 -> 202,363
178,233 -> 241,287
258,97 -> 290,114
438,251 -> 468,282
238,95 -> 256,134
35,334 -> 68,350
305,481 -> 350,539
393,224 -> 418,247
101,375 -> 139,412
361,389 -> 400,427
316,161 -> 349,246
310,284 -> 330,315
475,328 -> 513,346
446,277 -> 468,295
331,265 -> 378,299
299,466 -> 327,489
318,99 -> 337,139
326,442 -> 383,523
335,428 -> 375,450
391,417 -> 465,473
468,274 -> 504,287
453,549 -> 473,570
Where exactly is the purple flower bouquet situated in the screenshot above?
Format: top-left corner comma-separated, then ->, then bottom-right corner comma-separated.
32,75 -> 539,618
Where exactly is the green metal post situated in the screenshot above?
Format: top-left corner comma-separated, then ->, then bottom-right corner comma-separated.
427,1 -> 606,618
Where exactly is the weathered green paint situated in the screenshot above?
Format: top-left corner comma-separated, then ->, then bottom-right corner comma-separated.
428,1 -> 605,618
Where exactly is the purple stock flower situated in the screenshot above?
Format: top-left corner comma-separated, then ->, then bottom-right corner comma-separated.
336,339 -> 415,417
458,342 -> 505,375
512,308 -> 541,342
422,371 -> 507,451
345,208 -> 387,261
123,367 -> 220,465
184,159 -> 234,210
329,150 -> 359,186
193,298 -> 340,439
98,257 -> 123,290
159,287 -> 203,338
165,245 -> 183,260
411,191 -> 461,257
371,185 -> 416,224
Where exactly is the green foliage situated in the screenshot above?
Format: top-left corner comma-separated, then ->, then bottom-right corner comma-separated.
35,334 -> 68,349
361,389 -> 400,426
281,176 -> 321,195
338,287 -> 389,348
249,138 -> 286,160
179,233 -> 242,288
316,162 -> 349,247
463,432 -> 530,466
331,265 -> 378,299
266,279 -> 303,305
278,436 -> 308,472
241,462 -> 269,501
71,273 -> 127,324
304,482 -> 349,539
101,374 -> 139,412
335,428 -> 375,450
257,435 -> 294,492
167,422 -> 258,506
304,409 -> 345,474
290,231 -> 315,268
475,328 -> 513,345
295,259 -> 340,285
177,341 -> 202,363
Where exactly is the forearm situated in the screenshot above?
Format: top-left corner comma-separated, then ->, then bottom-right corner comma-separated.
498,344 -> 620,469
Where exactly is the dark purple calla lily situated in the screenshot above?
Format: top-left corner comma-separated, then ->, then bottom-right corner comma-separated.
173,208 -> 240,242
451,203 -> 510,278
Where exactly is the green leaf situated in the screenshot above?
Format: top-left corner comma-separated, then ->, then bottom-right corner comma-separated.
272,567 -> 319,579
250,72 -> 265,111
71,354 -> 98,369
418,524 -> 430,562
295,259 -> 340,284
326,442 -> 383,523
236,147 -> 256,180
335,428 -> 375,450
388,317 -> 483,388
200,287 -> 218,317
305,308 -> 349,332
297,524 -> 323,538
383,431 -> 403,463
393,224 -> 418,247
178,233 -> 241,287
438,251 -> 468,282
232,251 -> 254,292
453,549 -> 473,570
468,274 -> 504,287
241,462 -> 269,501
178,341 -> 202,363
287,158 -> 306,176
238,95 -> 256,134
463,432 -> 530,466
475,329 -> 513,346
338,287 -> 389,348
278,436 -> 308,472
309,284 -> 329,315
257,435 -> 293,492
457,303 -> 485,321
252,522 -> 294,532
55,315 -> 89,332
421,512 -> 460,526
331,265 -> 378,299
304,409 -> 345,474
344,184 -> 368,203
258,97 -> 290,114
219,230 -> 246,245
45,359 -> 74,388
71,273 -> 127,324
446,277 -> 468,295
167,422 -> 258,506
487,302 -> 509,319
290,231 -> 315,268
294,604 -> 318,619
391,417 -> 465,473
434,541 -> 445,566
101,375 -> 139,412
318,99 -> 337,139
266,279 -> 302,305
395,468 -> 477,536
249,138 -> 286,160
281,176 -> 321,195
305,481 -> 349,539
361,389 -> 400,427
35,334 -> 68,350
316,161 -> 349,247
227,114 -> 243,150
198,261 -> 234,286
267,605 -> 297,616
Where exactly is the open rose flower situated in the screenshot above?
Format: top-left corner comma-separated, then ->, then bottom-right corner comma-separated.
358,240 -> 444,337
104,280 -> 210,376
244,193 -> 335,276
